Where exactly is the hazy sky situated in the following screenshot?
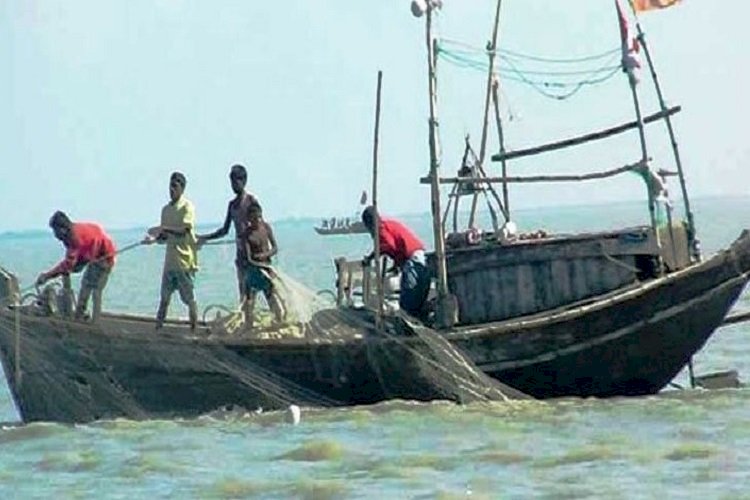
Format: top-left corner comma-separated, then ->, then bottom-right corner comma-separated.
1,1 -> 748,232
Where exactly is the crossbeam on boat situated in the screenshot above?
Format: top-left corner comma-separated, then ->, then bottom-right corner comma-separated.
420,161 -> 643,185
491,106 -> 681,162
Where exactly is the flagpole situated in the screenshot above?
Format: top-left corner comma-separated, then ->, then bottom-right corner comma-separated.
372,70 -> 384,332
617,0 -> 663,272
626,0 -> 699,262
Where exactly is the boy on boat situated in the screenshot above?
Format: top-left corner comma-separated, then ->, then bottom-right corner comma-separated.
242,202 -> 286,330
196,164 -> 260,300
143,172 -> 199,330
361,206 -> 431,318
36,211 -> 117,322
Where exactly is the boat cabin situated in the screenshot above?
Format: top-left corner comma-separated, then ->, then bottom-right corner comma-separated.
434,222 -> 690,326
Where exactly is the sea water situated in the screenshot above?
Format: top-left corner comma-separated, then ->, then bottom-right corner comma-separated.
0,197 -> 749,498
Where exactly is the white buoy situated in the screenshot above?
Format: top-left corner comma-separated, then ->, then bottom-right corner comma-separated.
498,221 -> 518,244
286,404 -> 301,425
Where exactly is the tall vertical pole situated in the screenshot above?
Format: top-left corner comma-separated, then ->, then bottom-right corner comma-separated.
469,0 -> 504,228
372,71 -> 384,330
618,1 -> 662,264
627,0 -> 699,260
491,78 -> 510,220
425,8 -> 452,326
628,68 -> 664,266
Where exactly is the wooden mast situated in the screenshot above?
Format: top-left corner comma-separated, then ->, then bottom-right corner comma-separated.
372,71 -> 384,331
619,2 -> 663,266
491,78 -> 510,219
424,5 -> 454,328
469,0 -> 505,228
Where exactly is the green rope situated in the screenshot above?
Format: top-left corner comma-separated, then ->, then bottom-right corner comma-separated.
439,38 -> 620,64
437,46 -> 622,100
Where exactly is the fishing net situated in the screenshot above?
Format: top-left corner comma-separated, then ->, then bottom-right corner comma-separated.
0,263 -> 529,424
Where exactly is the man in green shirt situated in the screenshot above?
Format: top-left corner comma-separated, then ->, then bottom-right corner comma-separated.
144,172 -> 199,330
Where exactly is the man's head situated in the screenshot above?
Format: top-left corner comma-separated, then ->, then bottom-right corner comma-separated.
49,210 -> 73,243
361,205 -> 378,234
169,171 -> 186,203
229,164 -> 247,194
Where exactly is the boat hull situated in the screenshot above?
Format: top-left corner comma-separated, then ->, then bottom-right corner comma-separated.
455,265 -> 747,398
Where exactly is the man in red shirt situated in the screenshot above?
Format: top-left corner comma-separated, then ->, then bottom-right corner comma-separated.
361,206 -> 431,317
36,211 -> 117,322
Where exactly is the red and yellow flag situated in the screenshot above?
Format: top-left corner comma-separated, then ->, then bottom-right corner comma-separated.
631,0 -> 682,12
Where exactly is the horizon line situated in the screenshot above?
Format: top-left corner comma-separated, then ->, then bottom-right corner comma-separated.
0,193 -> 745,237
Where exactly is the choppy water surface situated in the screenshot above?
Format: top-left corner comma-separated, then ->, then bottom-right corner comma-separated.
1,198 -> 749,498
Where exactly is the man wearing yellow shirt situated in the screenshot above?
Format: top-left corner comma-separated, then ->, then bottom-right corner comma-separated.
144,171 -> 199,330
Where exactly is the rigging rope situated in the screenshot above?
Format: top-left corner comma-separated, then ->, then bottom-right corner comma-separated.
436,40 -> 623,100
439,38 -> 621,64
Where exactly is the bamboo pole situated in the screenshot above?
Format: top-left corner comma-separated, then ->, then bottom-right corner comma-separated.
627,1 -> 698,261
469,0 -> 504,228
492,106 -> 680,162
424,8 -> 451,326
441,182 -> 458,234
372,70 -> 384,331
491,78 -> 510,220
421,161 -> 642,185
622,20 -> 664,273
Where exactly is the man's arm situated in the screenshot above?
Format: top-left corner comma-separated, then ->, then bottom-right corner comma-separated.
37,249 -> 78,285
157,201 -> 196,237
197,203 -> 232,241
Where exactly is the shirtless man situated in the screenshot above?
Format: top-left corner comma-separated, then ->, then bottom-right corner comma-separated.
197,164 -> 260,299
242,203 -> 285,330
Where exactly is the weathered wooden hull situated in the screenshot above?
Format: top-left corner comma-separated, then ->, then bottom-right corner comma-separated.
450,233 -> 750,397
443,226 -> 662,324
1,230 -> 749,423
0,312 -> 462,423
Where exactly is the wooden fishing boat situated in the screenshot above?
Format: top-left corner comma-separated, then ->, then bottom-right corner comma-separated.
313,219 -> 368,236
0,268 -> 514,423
1,1 -> 747,423
1,226 -> 749,422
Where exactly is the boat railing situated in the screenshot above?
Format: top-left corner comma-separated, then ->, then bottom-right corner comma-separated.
333,257 -> 399,308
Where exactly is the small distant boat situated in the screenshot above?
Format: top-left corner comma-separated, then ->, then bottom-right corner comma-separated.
314,190 -> 370,235
314,218 -> 368,236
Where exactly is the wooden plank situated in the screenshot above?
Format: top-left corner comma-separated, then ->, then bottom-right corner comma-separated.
491,106 -> 681,162
422,162 -> 640,186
